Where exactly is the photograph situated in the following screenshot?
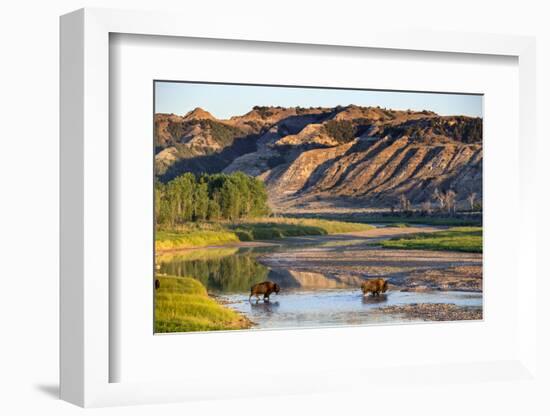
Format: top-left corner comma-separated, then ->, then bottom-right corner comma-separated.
1,0 -> 544,412
153,81 -> 483,333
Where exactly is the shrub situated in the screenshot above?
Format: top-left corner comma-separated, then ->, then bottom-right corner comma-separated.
199,119 -> 243,147
322,120 -> 357,143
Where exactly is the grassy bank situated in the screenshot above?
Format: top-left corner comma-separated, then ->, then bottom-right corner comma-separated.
157,247 -> 239,263
366,216 -> 480,226
380,226 -> 482,253
284,213 -> 481,227
156,217 -> 374,251
156,230 -> 239,251
154,275 -> 252,333
231,217 -> 374,241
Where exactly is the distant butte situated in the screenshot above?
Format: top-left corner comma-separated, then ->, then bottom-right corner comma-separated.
182,107 -> 217,121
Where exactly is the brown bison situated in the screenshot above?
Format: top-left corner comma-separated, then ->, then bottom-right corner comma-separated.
361,278 -> 388,296
249,281 -> 280,302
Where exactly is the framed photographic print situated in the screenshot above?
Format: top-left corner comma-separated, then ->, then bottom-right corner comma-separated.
60,8 -> 539,408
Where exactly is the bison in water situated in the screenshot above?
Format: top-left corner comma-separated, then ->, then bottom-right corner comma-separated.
361,278 -> 388,297
249,281 -> 280,302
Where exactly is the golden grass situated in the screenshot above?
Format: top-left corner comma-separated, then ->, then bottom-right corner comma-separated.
156,217 -> 374,250
154,275 -> 252,333
231,217 -> 374,241
156,247 -> 239,263
380,226 -> 482,253
155,230 -> 240,251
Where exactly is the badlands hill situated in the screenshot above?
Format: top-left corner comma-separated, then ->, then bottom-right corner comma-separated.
154,105 -> 482,211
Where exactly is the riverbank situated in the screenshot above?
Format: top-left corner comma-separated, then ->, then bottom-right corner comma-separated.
158,225 -> 482,294
156,217 -> 374,252
377,303 -> 483,321
378,226 -> 482,253
155,225 -> 483,332
253,226 -> 482,293
282,210 -> 482,227
154,275 -> 253,332
220,290 -> 482,329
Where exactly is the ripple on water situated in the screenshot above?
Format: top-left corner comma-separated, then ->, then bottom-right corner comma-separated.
223,289 -> 482,329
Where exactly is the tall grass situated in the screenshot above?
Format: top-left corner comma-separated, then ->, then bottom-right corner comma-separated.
231,217 -> 373,240
285,213 -> 481,227
156,217 -> 374,250
380,226 -> 482,253
281,218 -> 375,233
370,217 -> 480,226
157,247 -> 239,263
154,276 -> 251,333
155,230 -> 240,251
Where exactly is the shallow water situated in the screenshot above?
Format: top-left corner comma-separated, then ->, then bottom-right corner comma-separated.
223,290 -> 482,329
158,233 -> 482,329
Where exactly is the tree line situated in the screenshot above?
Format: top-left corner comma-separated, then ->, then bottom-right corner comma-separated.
155,172 -> 270,226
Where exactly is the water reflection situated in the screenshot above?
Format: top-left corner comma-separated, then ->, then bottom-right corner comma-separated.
362,293 -> 389,304
250,300 -> 280,314
158,246 -> 359,294
158,248 -> 268,293
157,245 -> 483,329
225,289 -> 483,329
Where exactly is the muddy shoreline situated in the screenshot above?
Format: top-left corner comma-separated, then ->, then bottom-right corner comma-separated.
377,303 -> 483,321
257,239 -> 482,293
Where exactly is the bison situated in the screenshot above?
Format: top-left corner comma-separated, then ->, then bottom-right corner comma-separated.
361,278 -> 388,296
249,281 -> 280,302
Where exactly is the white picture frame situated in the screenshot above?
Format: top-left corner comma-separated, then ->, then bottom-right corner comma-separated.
60,7 -> 538,408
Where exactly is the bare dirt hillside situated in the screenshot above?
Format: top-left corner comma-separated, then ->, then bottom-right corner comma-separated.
154,105 -> 482,210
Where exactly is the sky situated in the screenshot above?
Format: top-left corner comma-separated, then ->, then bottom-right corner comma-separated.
155,81 -> 483,119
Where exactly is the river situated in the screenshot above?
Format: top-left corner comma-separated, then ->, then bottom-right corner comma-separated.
157,227 -> 483,329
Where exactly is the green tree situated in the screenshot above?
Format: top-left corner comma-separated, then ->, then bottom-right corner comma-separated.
249,177 -> 270,217
193,179 -> 209,221
220,179 -> 240,221
232,172 -> 251,217
155,171 -> 271,226
154,179 -> 164,225
169,172 -> 195,223
207,198 -> 221,220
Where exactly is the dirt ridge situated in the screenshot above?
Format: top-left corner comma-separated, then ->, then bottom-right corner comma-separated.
155,105 -> 482,209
